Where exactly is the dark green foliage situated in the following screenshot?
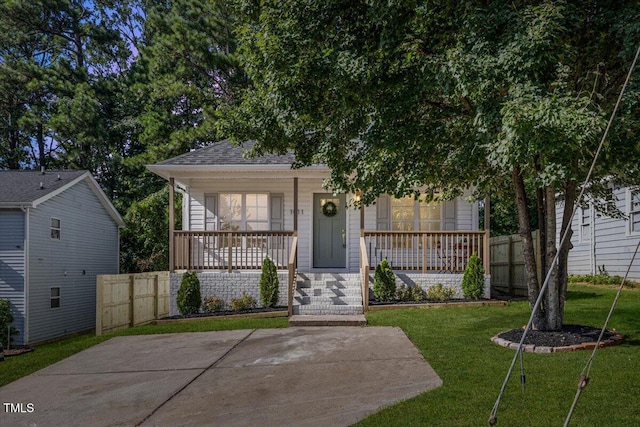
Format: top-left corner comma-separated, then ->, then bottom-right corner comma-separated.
411,285 -> 425,301
374,259 -> 396,302
568,274 -> 638,288
0,299 -> 18,347
203,297 -> 225,313
395,284 -> 412,302
231,292 -> 257,311
177,272 -> 201,315
462,253 -> 485,300
259,257 -> 280,307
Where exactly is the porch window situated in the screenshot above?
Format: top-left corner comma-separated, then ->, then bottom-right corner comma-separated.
630,189 -> 640,234
51,218 -> 61,240
391,196 -> 441,231
219,193 -> 269,231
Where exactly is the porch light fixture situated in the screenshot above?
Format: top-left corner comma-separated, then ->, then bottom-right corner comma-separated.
354,190 -> 362,202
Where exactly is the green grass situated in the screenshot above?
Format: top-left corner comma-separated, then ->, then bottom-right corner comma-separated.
356,285 -> 640,426
2,285 -> 638,426
0,316 -> 288,388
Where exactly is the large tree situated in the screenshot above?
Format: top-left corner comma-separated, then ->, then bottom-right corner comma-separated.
223,0 -> 640,330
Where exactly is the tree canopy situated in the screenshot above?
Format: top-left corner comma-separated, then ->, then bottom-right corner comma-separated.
223,0 -> 640,329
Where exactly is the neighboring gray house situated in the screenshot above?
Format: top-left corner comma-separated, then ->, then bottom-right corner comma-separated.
559,186 -> 640,281
0,170 -> 124,346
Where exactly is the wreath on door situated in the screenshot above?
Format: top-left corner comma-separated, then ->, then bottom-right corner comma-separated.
322,201 -> 338,217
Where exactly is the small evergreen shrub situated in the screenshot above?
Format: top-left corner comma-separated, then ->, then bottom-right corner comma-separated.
0,299 -> 18,347
260,257 -> 279,307
203,297 -> 225,313
177,271 -> 202,315
425,283 -> 456,301
373,259 -> 396,302
462,253 -> 485,299
231,292 -> 257,311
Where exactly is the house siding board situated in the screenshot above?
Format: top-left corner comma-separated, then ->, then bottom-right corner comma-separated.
0,210 -> 26,345
559,188 -> 640,281
27,180 -> 119,344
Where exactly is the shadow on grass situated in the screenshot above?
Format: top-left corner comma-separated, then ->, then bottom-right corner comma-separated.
566,290 -> 600,301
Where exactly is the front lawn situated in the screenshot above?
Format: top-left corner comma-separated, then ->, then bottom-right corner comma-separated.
358,284 -> 640,426
1,284 -> 637,426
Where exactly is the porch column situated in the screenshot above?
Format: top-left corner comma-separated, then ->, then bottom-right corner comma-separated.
360,203 -> 364,230
169,177 -> 175,272
483,194 -> 491,272
293,177 -> 298,231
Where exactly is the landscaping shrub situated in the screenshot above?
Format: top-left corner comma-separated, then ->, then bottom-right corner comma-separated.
395,284 -> 411,301
411,284 -> 425,301
202,297 -> 225,313
374,259 -> 396,301
260,257 -> 279,307
231,292 -> 257,311
177,271 -> 202,315
0,299 -> 18,347
425,283 -> 456,301
462,252 -> 485,299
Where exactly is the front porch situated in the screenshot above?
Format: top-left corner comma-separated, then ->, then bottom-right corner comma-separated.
168,229 -> 490,316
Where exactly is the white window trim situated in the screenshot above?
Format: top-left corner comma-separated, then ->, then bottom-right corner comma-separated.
218,193 -> 270,231
390,197 -> 443,231
51,217 -> 61,240
628,188 -> 640,235
579,205 -> 592,243
50,286 -> 61,310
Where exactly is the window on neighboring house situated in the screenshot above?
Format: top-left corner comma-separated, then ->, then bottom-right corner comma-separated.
630,188 -> 640,234
50,287 -> 61,309
391,196 -> 441,232
580,206 -> 591,242
51,218 -> 61,240
219,193 -> 269,231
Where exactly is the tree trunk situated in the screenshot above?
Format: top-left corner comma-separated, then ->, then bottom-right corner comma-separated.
557,180 -> 577,318
544,186 -> 562,330
512,167 -> 545,330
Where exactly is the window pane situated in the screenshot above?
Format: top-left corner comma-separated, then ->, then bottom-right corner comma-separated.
419,222 -> 441,231
392,221 -> 414,231
632,212 -> 640,233
247,222 -> 269,231
51,287 -> 60,297
51,218 -> 60,228
419,203 -> 441,220
632,191 -> 640,212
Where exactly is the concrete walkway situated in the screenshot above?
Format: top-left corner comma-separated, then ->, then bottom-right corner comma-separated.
1,327 -> 442,427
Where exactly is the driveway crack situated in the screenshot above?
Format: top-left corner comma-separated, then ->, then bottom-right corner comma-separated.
135,329 -> 256,426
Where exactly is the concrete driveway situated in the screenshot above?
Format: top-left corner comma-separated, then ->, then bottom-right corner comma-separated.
0,326 -> 442,426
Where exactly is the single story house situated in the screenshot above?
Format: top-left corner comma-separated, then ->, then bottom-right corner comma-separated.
0,170 -> 124,345
560,185 -> 640,281
147,141 -> 491,316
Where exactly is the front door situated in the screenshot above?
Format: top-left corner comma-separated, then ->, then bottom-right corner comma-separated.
313,193 -> 347,268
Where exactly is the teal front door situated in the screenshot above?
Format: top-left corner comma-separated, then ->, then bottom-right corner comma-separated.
313,193 -> 347,268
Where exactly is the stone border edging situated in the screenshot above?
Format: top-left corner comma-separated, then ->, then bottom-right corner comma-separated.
153,310 -> 288,324
491,330 -> 625,353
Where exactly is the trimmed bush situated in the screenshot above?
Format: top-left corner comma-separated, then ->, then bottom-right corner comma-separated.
203,297 -> 225,313
231,292 -> 257,311
0,299 -> 18,347
260,257 -> 279,307
177,271 -> 202,315
411,284 -> 425,301
395,284 -> 412,302
425,283 -> 456,301
462,253 -> 485,299
374,259 -> 396,302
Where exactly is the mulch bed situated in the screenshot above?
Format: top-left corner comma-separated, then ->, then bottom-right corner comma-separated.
2,347 -> 33,358
492,324 -> 625,353
162,306 -> 287,320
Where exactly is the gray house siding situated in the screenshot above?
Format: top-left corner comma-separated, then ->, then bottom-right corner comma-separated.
560,187 -> 640,281
27,180 -> 120,344
0,210 -> 26,346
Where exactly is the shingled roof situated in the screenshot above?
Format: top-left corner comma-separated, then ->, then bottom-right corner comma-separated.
155,140 -> 296,166
0,169 -> 124,226
0,170 -> 87,204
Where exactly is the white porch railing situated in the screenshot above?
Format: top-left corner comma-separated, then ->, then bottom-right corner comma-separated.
362,230 -> 489,273
173,230 -> 296,272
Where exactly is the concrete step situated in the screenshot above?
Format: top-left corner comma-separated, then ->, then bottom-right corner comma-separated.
295,288 -> 362,297
296,280 -> 362,288
296,273 -> 361,281
293,305 -> 364,315
294,296 -> 363,305
289,314 -> 367,327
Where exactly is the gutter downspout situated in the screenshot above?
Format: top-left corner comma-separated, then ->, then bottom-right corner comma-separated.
20,206 -> 30,345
